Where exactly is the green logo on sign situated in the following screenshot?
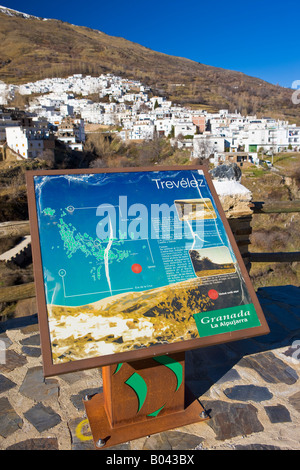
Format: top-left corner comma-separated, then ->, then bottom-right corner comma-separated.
193,303 -> 261,337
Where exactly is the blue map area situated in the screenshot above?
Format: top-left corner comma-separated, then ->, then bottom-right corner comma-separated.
34,170 -> 235,307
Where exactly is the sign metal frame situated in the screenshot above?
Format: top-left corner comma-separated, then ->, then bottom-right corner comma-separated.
26,165 -> 269,377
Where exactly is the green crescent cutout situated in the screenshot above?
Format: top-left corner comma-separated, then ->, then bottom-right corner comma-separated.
147,404 -> 165,417
113,363 -> 123,374
125,373 -> 147,413
153,356 -> 183,391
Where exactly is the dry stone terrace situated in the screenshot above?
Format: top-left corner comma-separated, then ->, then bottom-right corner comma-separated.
0,285 -> 300,450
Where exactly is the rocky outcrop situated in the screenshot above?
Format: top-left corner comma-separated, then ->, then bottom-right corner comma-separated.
211,163 -> 253,219
210,163 -> 242,182
213,180 -> 253,219
284,176 -> 300,199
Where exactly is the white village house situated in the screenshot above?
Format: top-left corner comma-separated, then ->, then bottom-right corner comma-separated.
5,125 -> 54,159
55,116 -> 85,151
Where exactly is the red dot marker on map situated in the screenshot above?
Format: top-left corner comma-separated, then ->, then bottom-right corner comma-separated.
131,263 -> 142,274
208,289 -> 219,300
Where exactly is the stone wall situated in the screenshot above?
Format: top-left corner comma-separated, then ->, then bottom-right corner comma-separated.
211,164 -> 253,272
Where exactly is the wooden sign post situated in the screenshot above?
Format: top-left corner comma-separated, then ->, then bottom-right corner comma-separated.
26,166 -> 269,449
84,352 -> 208,449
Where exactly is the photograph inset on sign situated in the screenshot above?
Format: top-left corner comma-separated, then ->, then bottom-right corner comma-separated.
189,246 -> 236,278
174,198 -> 217,221
48,278 -> 215,364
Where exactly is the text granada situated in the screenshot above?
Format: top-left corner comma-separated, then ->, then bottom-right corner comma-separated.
200,309 -> 251,326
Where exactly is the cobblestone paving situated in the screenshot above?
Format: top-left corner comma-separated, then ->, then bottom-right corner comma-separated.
0,285 -> 300,450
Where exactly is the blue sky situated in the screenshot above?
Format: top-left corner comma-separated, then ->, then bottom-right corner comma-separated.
1,0 -> 300,88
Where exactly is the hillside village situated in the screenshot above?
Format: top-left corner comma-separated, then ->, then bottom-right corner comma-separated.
0,73 -> 299,166
0,8 -> 300,453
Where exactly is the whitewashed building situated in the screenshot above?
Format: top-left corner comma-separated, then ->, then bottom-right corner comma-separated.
174,122 -> 196,138
154,118 -> 173,137
193,134 -> 228,159
288,125 -> 300,150
5,126 -> 54,159
55,117 -> 85,151
0,111 -> 18,141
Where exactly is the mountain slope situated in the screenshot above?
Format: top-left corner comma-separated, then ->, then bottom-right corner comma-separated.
0,6 -> 299,123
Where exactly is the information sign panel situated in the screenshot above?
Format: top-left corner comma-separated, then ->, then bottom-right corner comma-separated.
26,166 -> 269,376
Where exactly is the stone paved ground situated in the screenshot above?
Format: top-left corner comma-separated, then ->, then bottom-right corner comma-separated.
0,285 -> 300,451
